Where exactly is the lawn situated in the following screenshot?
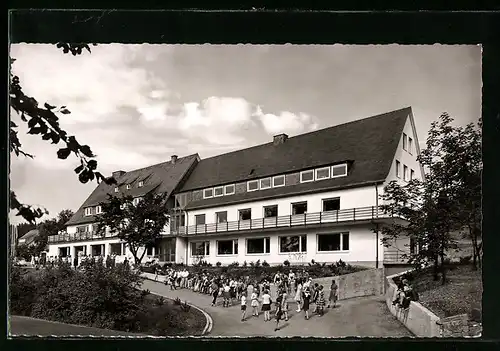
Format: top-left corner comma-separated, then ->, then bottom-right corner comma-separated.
410,264 -> 482,322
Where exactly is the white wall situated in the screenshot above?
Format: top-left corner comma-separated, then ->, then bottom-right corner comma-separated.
186,224 -> 384,267
175,237 -> 187,264
186,186 -> 378,227
383,113 -> 425,196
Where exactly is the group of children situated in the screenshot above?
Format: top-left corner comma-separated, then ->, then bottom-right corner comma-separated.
392,278 -> 419,310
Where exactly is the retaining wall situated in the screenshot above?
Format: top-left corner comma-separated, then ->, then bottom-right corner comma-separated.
313,268 -> 384,300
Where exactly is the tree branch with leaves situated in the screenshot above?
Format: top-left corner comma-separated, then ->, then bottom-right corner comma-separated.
9,43 -> 115,224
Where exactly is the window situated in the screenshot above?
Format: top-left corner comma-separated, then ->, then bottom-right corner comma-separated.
216,211 -> 228,223
110,243 -> 123,255
224,184 -> 235,195
300,170 -> 314,183
331,164 -> 348,178
203,188 -> 214,199
84,207 -> 92,216
214,186 -> 224,197
403,133 -> 408,151
247,237 -> 271,254
264,205 -> 278,218
410,169 -> 415,181
76,226 -> 87,234
396,160 -> 401,178
403,165 -> 408,181
317,232 -> 349,252
133,197 -> 142,206
260,177 -> 272,190
217,239 -> 238,255
410,237 -> 417,255
195,214 -> 206,225
138,181 -> 144,188
191,241 -> 210,256
272,175 -> 285,187
95,206 -> 102,214
323,198 -> 340,212
292,202 -> 307,215
91,224 -> 98,233
247,180 -> 259,192
315,167 -> 330,181
146,244 -> 154,256
279,235 -> 307,253
408,137 -> 413,154
126,184 -> 131,190
114,187 -> 119,193
239,209 -> 252,221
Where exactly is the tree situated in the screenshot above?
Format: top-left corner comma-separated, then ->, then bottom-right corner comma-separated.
9,43 -> 115,224
96,192 -> 169,265
33,209 -> 75,257
378,113 -> 479,284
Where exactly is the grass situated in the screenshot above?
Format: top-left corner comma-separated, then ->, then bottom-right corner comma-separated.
410,264 -> 482,322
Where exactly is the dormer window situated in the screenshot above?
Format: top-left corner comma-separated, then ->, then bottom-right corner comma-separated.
260,178 -> 272,190
114,187 -> 119,193
273,175 -> 285,187
224,184 -> 235,195
203,188 -> 214,199
138,181 -> 144,188
315,167 -> 330,181
126,184 -> 131,190
95,206 -> 102,214
84,207 -> 92,216
300,170 -> 314,183
247,180 -> 259,192
214,186 -> 224,197
331,164 -> 348,178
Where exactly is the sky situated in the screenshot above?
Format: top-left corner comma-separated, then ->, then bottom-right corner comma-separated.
8,44 -> 482,224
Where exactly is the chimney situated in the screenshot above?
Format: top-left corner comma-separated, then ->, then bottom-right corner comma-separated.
112,170 -> 126,179
273,133 -> 288,145
171,155 -> 178,164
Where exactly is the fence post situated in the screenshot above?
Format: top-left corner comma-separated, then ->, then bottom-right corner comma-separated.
320,211 -> 322,224
353,208 -> 356,221
371,206 -> 374,218
289,215 -> 292,227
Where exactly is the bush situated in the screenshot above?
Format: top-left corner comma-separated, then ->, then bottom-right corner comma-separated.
283,260 -> 290,267
262,260 -> 270,267
228,261 -> 239,267
459,255 -> 472,265
215,261 -> 222,267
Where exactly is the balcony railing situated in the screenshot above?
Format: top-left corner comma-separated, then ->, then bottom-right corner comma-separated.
48,231 -> 116,244
176,206 -> 401,236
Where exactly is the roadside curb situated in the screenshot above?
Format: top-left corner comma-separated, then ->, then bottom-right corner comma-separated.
141,275 -> 213,336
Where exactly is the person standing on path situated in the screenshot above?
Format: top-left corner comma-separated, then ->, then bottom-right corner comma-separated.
316,285 -> 326,316
274,291 -> 284,331
240,292 -> 248,321
328,279 -> 338,308
281,288 -> 289,321
302,287 -> 311,320
261,290 -> 272,322
295,279 -> 303,312
211,281 -> 219,306
251,289 -> 259,317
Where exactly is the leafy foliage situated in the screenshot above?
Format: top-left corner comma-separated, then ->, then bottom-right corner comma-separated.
377,113 -> 482,283
9,44 -> 115,224
96,192 -> 169,265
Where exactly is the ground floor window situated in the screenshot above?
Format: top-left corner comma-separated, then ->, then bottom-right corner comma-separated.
74,246 -> 86,257
317,232 -> 350,252
91,244 -> 104,256
217,239 -> 238,255
246,237 -> 271,254
410,237 -> 417,254
109,243 -> 123,255
279,235 -> 307,253
59,247 -> 69,257
191,241 -> 210,257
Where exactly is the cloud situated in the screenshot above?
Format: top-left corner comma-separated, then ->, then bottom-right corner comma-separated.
255,107 -> 319,135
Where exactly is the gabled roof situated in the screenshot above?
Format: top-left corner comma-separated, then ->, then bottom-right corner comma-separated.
66,154 -> 199,226
18,229 -> 39,245
179,107 -> 411,195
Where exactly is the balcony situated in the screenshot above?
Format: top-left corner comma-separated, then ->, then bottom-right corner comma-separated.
176,206 -> 405,236
48,231 -> 116,244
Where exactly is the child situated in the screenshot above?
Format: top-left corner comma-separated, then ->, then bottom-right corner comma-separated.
211,282 -> 219,306
261,289 -> 272,322
295,279 -> 303,312
281,288 -> 289,321
251,289 -> 260,317
328,279 -> 338,308
312,283 -> 319,314
274,291 -> 284,331
302,287 -> 311,320
240,292 -> 247,321
316,285 -> 325,316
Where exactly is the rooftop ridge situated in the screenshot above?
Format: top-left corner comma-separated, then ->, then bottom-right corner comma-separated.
114,153 -> 199,176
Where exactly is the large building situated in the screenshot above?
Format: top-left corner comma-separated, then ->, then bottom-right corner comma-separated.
47,107 -> 424,268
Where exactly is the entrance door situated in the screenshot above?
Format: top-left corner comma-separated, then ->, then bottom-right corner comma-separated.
158,238 -> 176,262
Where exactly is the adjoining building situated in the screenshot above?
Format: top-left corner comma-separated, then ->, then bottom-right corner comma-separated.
47,107 -> 423,269
46,154 -> 200,263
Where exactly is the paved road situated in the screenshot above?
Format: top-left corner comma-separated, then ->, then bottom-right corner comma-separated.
9,316 -> 143,337
141,279 -> 413,337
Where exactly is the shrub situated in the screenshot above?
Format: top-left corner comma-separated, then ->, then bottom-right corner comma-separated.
262,260 -> 270,267
155,296 -> 166,306
173,297 -> 182,305
180,301 -> 191,312
242,261 -> 248,267
216,261 -> 222,267
283,260 -> 290,267
228,261 -> 239,267
255,259 -> 261,268
459,255 -> 472,265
